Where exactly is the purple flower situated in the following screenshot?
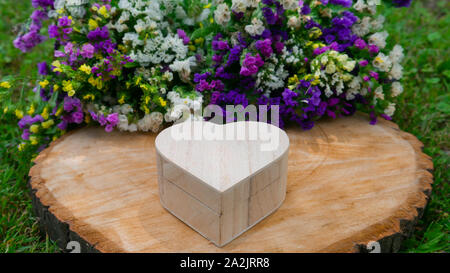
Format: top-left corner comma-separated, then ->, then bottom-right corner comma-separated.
196,79 -> 210,92
262,7 -> 277,25
368,44 -> 379,54
22,129 -> 31,140
48,25 -> 59,38
30,10 -> 48,25
359,60 -> 369,67
212,40 -> 229,51
81,43 -> 95,58
240,53 -> 264,76
392,0 -> 412,7
87,26 -> 109,41
57,121 -> 68,130
177,29 -> 190,45
193,72 -> 211,83
354,38 -> 367,49
31,0 -> 54,9
13,31 -> 46,53
226,45 -> 242,67
282,88 -> 298,107
106,113 -> 119,126
301,4 -> 311,15
54,50 -> 65,57
58,16 -> 72,27
255,39 -> 273,58
37,61 -> 48,75
369,71 -> 379,80
72,111 -> 84,124
329,0 -> 353,7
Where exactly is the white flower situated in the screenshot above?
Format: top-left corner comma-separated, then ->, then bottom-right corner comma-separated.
389,63 -> 403,80
231,0 -> 247,13
280,0 -> 298,10
353,0 -> 366,12
138,112 -> 162,132
342,60 -> 356,72
128,123 -> 138,132
374,86 -> 385,100
373,53 -> 392,72
352,17 -> 371,37
371,15 -> 385,30
389,44 -> 404,64
384,103 -> 396,117
246,0 -> 260,8
123,32 -> 143,48
391,82 -> 403,97
169,57 -> 196,81
214,3 -> 231,26
287,16 -> 301,28
369,31 -> 389,49
245,18 -> 265,36
326,62 -> 336,74
117,114 -> 129,131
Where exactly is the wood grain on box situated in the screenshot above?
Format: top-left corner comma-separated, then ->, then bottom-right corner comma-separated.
155,121 -> 290,246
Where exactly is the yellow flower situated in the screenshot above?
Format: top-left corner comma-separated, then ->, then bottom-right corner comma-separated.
0,81 -> 11,89
159,97 -> 167,107
288,75 -> 300,85
143,105 -> 150,114
27,104 -> 35,115
3,107 -> 8,114
39,79 -> 49,88
83,94 -> 95,100
88,18 -> 99,30
15,109 -> 24,119
189,45 -> 196,51
145,96 -> 150,104
62,80 -> 74,93
68,90 -> 75,97
53,84 -> 59,91
204,3 -> 211,8
52,60 -> 62,72
79,64 -> 91,74
194,38 -> 204,45
55,107 -> 63,117
29,136 -> 38,145
309,27 -> 322,39
118,95 -> 125,104
30,124 -> 39,133
375,56 -> 384,64
18,143 -> 26,151
52,135 -> 59,141
209,18 -> 214,24
98,5 -> 109,18
140,84 -> 148,91
199,22 -> 204,28
56,8 -> 64,14
135,76 -> 141,85
41,107 -> 49,120
41,119 -> 54,129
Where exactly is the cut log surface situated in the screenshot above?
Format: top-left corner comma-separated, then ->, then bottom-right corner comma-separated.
29,113 -> 433,253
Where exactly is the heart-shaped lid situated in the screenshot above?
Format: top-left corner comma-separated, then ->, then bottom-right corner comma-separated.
155,121 -> 289,192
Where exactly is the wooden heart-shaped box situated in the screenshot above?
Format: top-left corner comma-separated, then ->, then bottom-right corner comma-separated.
155,121 -> 289,247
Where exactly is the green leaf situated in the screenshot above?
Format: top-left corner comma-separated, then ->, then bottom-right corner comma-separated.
436,102 -> 450,114
427,32 -> 442,42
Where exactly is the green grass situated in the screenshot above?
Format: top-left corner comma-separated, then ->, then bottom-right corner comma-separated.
0,1 -> 448,253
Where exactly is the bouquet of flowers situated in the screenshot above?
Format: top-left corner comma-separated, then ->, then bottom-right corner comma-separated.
1,0 -> 412,151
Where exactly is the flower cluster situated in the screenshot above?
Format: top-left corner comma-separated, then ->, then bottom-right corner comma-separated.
10,0 -> 412,150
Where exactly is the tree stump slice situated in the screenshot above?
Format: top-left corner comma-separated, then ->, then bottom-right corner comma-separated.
29,113 -> 433,253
